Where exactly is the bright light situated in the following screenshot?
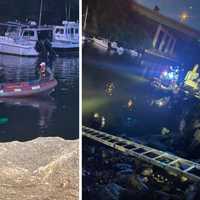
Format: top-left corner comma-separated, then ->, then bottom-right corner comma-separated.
158,101 -> 164,107
94,113 -> 99,118
180,11 -> 189,22
128,99 -> 134,108
168,72 -> 174,80
163,71 -> 168,76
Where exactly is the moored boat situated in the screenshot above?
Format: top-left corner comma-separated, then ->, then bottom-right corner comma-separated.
0,34 -> 39,57
52,20 -> 79,51
92,37 -> 109,50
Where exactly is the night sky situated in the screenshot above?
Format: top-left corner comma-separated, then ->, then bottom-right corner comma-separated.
136,0 -> 200,31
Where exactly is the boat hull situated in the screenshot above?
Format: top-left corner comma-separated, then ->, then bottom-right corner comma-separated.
0,43 -> 38,57
0,37 -> 38,57
52,41 -> 79,51
0,79 -> 57,98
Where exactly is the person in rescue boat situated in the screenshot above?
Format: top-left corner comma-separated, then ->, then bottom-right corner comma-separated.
37,62 -> 54,81
39,62 -> 47,79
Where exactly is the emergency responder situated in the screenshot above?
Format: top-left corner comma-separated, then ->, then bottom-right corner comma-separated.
39,62 -> 46,79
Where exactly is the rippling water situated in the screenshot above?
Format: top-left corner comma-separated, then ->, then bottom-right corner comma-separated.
0,53 -> 79,142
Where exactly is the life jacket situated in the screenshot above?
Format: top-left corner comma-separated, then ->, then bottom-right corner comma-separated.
39,63 -> 46,77
40,65 -> 46,73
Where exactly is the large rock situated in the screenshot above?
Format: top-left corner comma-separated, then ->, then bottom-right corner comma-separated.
0,137 -> 79,200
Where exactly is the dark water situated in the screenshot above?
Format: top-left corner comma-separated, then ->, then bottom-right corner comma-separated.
0,53 -> 79,142
83,45 -> 196,153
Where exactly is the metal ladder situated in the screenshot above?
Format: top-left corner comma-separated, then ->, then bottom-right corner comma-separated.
83,126 -> 200,182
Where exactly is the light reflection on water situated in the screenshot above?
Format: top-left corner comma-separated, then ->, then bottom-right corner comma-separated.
0,53 -> 79,142
82,47 -> 196,153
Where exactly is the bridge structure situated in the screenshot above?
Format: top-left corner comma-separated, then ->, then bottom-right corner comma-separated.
83,126 -> 200,183
131,1 -> 200,66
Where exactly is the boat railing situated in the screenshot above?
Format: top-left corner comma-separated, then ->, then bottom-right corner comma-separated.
0,36 -> 14,43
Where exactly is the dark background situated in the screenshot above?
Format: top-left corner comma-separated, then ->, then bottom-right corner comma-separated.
0,0 -> 79,24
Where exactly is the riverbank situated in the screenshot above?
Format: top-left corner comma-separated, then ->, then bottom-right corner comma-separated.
0,137 -> 79,200
83,138 -> 200,200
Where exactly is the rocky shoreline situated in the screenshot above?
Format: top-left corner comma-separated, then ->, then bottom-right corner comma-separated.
0,137 -> 79,200
83,138 -> 200,200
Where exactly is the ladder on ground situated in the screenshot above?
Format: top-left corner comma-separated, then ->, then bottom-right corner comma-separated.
83,126 -> 200,182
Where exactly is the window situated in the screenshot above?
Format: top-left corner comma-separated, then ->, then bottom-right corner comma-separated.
55,28 -> 64,34
23,30 -> 34,37
155,31 -> 164,49
60,29 -> 64,34
75,28 -> 78,34
162,35 -> 170,52
55,29 -> 60,33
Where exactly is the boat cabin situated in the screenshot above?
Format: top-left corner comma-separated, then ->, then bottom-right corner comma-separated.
0,22 -> 53,42
20,27 -> 53,42
53,21 -> 79,42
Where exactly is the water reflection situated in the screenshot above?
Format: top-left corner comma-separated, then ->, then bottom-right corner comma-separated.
0,53 -> 79,142
83,47 -> 197,154
0,54 -> 37,82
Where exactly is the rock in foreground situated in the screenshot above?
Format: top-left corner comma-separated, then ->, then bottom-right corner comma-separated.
0,137 -> 79,200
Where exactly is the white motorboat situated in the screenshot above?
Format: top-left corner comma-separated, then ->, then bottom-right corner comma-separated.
0,22 -> 40,57
52,21 -> 79,50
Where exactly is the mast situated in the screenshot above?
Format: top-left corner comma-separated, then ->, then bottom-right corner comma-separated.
83,5 -> 88,31
68,3 -> 71,20
39,0 -> 43,27
65,1 -> 71,20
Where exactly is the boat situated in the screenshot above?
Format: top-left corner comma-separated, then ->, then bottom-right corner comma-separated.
0,22 -> 39,57
0,0 -> 79,56
92,37 -> 109,51
0,36 -> 39,57
52,20 -> 79,51
0,20 -> 79,55
0,21 -> 53,57
0,68 -> 57,98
